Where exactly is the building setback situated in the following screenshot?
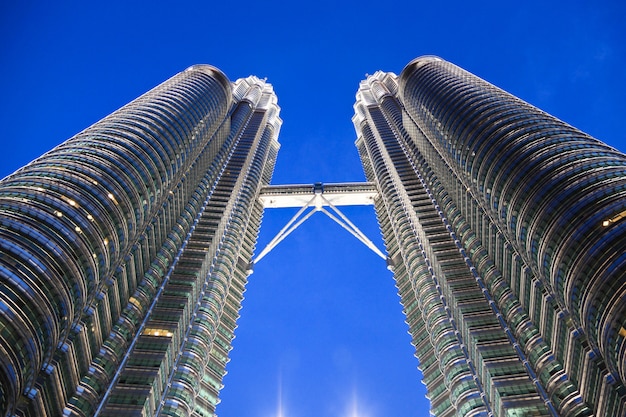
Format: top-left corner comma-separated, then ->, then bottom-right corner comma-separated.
0,56 -> 625,416
354,56 -> 626,416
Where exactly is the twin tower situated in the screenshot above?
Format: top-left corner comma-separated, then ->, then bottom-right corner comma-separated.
0,57 -> 625,416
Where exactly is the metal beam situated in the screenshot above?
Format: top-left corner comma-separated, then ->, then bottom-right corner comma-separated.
253,182 -> 386,266
259,182 -> 377,208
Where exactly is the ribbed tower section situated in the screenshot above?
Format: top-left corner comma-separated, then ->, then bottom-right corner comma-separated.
94,75 -> 281,417
355,57 -> 626,417
0,67 -> 280,417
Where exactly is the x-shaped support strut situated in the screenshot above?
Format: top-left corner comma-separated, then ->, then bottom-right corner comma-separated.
253,184 -> 386,265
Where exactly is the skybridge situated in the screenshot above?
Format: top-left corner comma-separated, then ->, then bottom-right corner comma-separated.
253,182 -> 386,265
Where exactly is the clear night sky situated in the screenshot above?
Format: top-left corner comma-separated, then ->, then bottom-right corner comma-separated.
1,1 -> 625,416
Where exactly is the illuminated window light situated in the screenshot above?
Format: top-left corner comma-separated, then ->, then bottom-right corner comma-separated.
144,327 -> 174,337
55,211 -> 63,217
603,209 -> 626,227
128,296 -> 141,310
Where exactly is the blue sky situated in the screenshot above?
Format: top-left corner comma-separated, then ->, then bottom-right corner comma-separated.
1,1 -> 625,416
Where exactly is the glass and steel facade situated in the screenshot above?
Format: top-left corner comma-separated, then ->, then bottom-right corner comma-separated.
0,67 -> 281,416
1,56 -> 625,417
354,57 -> 626,416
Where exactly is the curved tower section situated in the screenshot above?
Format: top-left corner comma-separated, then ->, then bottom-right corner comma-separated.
355,72 -> 490,416
0,66 -> 275,416
355,57 -> 626,416
78,75 -> 280,417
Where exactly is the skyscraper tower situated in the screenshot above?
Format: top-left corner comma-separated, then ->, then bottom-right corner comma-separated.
354,56 -> 626,416
0,66 -> 281,416
1,56 -> 625,417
